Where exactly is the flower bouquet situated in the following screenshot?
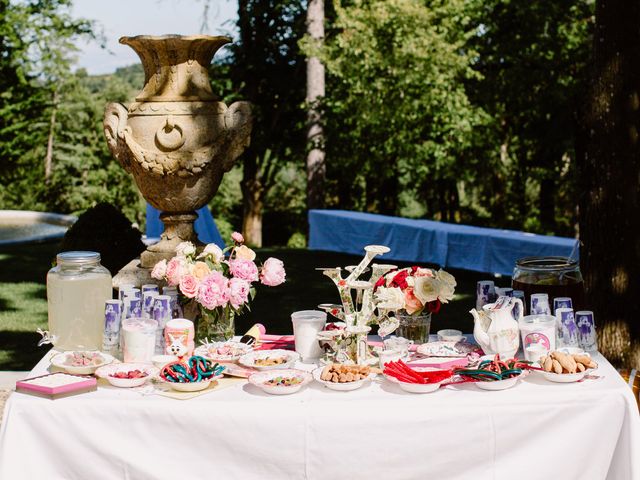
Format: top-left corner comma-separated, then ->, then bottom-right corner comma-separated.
151,232 -> 285,341
374,266 -> 456,342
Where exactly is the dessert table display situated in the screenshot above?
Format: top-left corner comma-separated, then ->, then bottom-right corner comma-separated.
2,244 -> 639,479
0,344 -> 638,480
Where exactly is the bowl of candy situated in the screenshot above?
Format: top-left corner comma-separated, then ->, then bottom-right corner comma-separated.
239,349 -> 300,371
194,341 -> 253,362
383,361 -> 453,394
51,351 -> 114,375
158,356 -> 225,392
454,355 -> 529,391
248,369 -> 313,395
95,363 -> 158,388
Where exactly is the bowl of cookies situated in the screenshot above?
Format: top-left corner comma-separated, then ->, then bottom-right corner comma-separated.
239,349 -> 300,371
312,363 -> 375,391
538,350 -> 597,383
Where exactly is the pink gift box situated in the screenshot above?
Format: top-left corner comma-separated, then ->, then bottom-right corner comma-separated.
16,373 -> 97,399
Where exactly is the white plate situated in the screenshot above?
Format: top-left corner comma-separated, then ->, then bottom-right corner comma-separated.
248,369 -> 312,395
384,367 -> 449,394
539,369 -> 592,383
239,349 -> 300,371
474,375 -> 521,391
556,348 -> 590,357
95,363 -> 158,388
157,375 -> 224,392
194,341 -> 253,362
312,366 -> 374,391
51,351 -> 114,375
416,341 -> 477,358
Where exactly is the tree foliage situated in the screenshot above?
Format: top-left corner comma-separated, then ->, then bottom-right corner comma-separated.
308,0 -> 488,219
0,0 -> 596,242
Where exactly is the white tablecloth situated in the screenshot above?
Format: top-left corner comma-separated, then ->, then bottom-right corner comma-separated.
1,349 -> 638,480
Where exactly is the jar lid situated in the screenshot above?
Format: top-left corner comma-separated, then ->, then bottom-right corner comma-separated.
56,251 -> 101,265
515,256 -> 578,272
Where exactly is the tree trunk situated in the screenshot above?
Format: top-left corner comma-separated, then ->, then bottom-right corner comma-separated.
241,154 -> 264,248
44,88 -> 59,183
579,0 -> 640,368
539,176 -> 556,233
305,0 -> 325,210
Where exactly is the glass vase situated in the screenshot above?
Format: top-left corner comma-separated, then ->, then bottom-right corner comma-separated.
195,307 -> 235,342
395,312 -> 432,344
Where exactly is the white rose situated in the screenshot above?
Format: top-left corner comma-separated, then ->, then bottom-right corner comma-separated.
413,276 -> 439,305
234,245 -> 256,261
436,269 -> 457,288
437,282 -> 455,303
175,241 -> 196,257
198,243 -> 224,263
375,287 -> 405,311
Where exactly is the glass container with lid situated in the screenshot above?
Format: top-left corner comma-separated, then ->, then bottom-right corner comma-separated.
512,256 -> 585,313
46,251 -> 112,351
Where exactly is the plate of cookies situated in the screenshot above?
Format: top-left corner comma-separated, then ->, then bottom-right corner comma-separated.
313,363 -> 375,391
537,350 -> 597,383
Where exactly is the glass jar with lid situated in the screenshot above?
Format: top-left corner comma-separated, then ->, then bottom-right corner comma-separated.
46,251 -> 112,351
512,256 -> 585,313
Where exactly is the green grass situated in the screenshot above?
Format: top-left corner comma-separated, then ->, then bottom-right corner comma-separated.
0,242 -> 495,370
0,243 -> 57,370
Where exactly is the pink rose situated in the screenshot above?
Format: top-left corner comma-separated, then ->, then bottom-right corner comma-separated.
404,287 -> 424,315
179,274 -> 199,299
228,277 -> 250,309
196,271 -> 230,309
260,257 -> 286,286
231,231 -> 244,244
165,257 -> 185,286
151,259 -> 167,280
228,259 -> 259,282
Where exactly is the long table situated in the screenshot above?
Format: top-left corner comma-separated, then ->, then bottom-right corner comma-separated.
308,209 -> 579,275
1,348 -> 638,480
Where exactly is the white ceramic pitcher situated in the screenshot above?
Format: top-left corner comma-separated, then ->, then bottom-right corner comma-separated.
470,296 -> 523,358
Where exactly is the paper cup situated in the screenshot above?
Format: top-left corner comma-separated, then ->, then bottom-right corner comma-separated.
291,310 -> 326,363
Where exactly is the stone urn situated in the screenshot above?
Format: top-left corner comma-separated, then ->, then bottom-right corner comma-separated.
104,35 -> 252,268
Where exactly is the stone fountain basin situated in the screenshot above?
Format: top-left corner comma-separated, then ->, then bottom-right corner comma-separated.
0,210 -> 76,246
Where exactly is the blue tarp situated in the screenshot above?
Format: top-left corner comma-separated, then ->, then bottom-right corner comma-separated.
308,209 -> 579,276
146,204 -> 224,248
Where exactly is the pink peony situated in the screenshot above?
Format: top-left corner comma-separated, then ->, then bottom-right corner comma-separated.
151,259 -> 167,280
179,274 -> 199,299
165,257 -> 185,286
228,259 -> 259,282
196,271 -> 230,309
231,231 -> 244,244
260,257 -> 286,286
228,277 -> 251,309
